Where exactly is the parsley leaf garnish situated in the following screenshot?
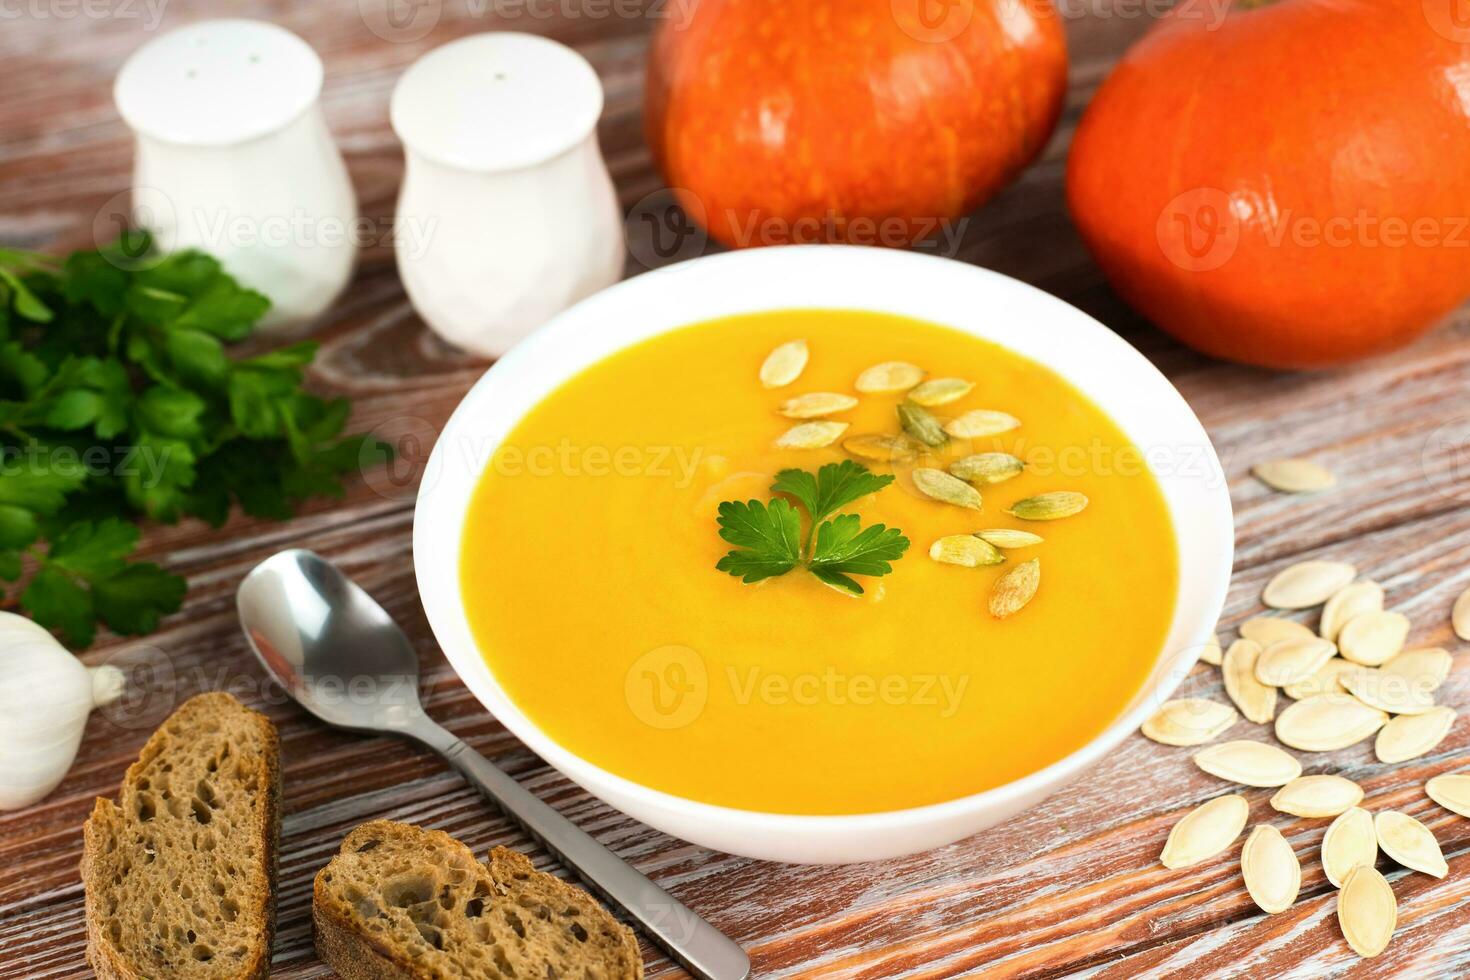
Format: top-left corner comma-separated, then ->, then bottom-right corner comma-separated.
716,461 -> 908,595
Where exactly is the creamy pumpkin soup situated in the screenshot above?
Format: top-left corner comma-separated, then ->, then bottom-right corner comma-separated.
460,310 -> 1178,815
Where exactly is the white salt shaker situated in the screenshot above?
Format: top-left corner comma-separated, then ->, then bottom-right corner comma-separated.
114,20 -> 357,334
390,33 -> 625,358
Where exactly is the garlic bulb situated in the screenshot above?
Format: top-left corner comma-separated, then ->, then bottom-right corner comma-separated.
0,611 -> 126,810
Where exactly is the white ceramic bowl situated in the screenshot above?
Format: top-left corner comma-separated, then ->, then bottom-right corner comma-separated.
414,246 -> 1234,865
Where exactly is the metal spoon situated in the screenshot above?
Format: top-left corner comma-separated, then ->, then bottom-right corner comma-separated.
237,548 -> 750,980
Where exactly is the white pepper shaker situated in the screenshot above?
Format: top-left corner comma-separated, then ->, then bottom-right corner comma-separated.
390,32 -> 625,358
114,19 -> 357,334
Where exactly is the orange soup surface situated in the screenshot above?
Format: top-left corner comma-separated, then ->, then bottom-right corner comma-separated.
461,310 -> 1178,815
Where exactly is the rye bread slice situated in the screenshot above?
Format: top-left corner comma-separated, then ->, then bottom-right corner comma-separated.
81,692 -> 281,980
314,821 -> 643,979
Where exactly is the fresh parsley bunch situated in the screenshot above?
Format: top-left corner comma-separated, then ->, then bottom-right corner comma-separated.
716,460 -> 909,595
0,232 -> 383,647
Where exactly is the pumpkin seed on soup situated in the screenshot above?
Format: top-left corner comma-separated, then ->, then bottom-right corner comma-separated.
760,339 -> 808,388
775,420 -> 848,449
944,409 -> 1021,439
898,400 -> 948,447
843,433 -> 918,463
912,468 -> 982,509
778,392 -> 858,419
989,559 -> 1040,618
855,360 -> 924,393
908,377 -> 974,406
929,535 -> 1004,568
975,528 -> 1043,550
1006,491 -> 1088,521
950,453 -> 1024,485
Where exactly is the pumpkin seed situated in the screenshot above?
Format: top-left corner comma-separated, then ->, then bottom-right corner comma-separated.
1223,639 -> 1277,724
1005,492 -> 1088,522
1255,636 -> 1337,687
1241,825 -> 1301,915
1252,458 -> 1336,494
1283,657 -> 1361,701
1375,707 -> 1456,764
898,400 -> 948,447
1454,586 -> 1470,641
843,433 -> 918,463
1160,794 -> 1249,869
929,535 -> 1004,568
944,409 -> 1021,439
855,361 -> 924,394
1337,866 -> 1396,958
1323,808 -> 1378,889
760,339 -> 808,388
775,420 -> 848,449
1274,693 -> 1387,752
1320,580 -> 1384,643
1141,698 -> 1238,747
1240,617 -> 1316,646
1340,668 -> 1436,716
1338,611 -> 1410,667
1426,774 -> 1470,818
1193,740 -> 1301,787
1200,632 -> 1223,667
908,377 -> 973,406
912,468 -> 982,509
950,453 -> 1024,485
777,392 -> 859,418
1381,647 -> 1452,692
989,559 -> 1040,619
975,528 -> 1043,550
1375,811 -> 1447,878
1263,560 -> 1357,610
1270,775 -> 1363,818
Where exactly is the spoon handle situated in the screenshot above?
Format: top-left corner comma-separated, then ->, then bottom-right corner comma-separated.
415,721 -> 750,980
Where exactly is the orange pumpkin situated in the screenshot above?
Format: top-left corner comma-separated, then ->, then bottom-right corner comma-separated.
645,0 -> 1068,250
1067,0 -> 1470,369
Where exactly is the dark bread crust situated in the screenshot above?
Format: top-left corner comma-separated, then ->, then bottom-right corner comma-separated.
81,692 -> 281,980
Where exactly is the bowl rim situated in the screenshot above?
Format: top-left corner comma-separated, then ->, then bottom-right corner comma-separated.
413,245 -> 1234,836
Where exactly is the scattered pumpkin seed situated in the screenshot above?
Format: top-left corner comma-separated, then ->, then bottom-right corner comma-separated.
1338,611 -> 1410,667
1005,492 -> 1088,522
1160,794 -> 1249,870
775,420 -> 848,449
944,409 -> 1021,439
929,535 -> 1004,568
1375,707 -> 1457,764
1270,775 -> 1363,818
1341,668 -> 1436,716
1200,632 -> 1223,667
1425,774 -> 1470,817
1193,740 -> 1301,787
843,433 -> 918,463
760,339 -> 808,388
1239,617 -> 1315,646
989,559 -> 1040,619
1323,808 -> 1378,889
1223,639 -> 1277,724
975,528 -> 1043,550
855,361 -> 924,394
1263,560 -> 1357,610
1274,693 -> 1387,752
1454,586 -> 1470,641
777,392 -> 859,419
1255,636 -> 1337,687
949,453 -> 1025,485
1253,458 -> 1337,494
1241,825 -> 1301,915
912,468 -> 982,510
907,377 -> 974,406
1375,811 -> 1447,878
1337,865 -> 1396,958
1141,698 -> 1238,747
898,400 -> 948,447
1320,580 -> 1384,643
1381,648 -> 1452,692
1283,658 -> 1361,701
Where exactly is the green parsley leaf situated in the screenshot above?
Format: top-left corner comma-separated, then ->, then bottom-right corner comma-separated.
808,514 -> 910,596
771,460 -> 894,526
714,498 -> 803,583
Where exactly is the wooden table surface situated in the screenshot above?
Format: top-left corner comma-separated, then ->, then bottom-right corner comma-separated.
4,2 -> 1469,977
